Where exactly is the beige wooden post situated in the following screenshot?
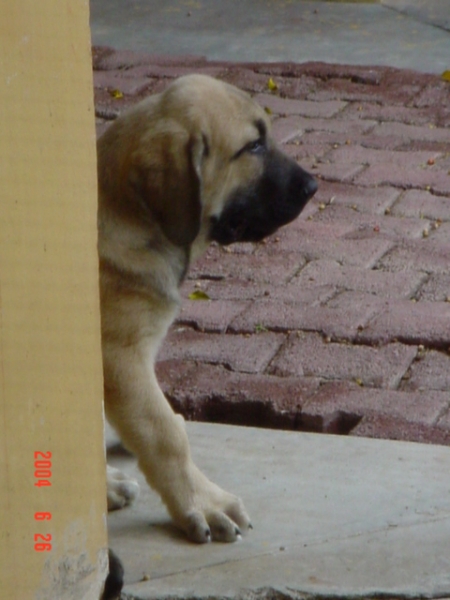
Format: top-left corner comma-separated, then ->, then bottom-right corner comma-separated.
0,1 -> 108,598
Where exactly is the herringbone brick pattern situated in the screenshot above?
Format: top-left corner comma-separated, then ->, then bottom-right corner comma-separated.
94,47 -> 450,445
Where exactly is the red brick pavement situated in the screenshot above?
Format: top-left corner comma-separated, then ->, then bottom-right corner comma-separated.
93,47 -> 450,446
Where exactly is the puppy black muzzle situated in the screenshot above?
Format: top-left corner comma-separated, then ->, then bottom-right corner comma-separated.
210,149 -> 317,246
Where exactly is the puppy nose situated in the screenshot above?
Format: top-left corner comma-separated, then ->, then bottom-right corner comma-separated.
304,177 -> 318,199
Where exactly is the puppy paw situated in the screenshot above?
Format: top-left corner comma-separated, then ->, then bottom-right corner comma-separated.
185,495 -> 252,544
107,465 -> 140,511
167,466 -> 252,543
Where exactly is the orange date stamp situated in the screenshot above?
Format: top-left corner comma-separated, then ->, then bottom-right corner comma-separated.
34,451 -> 52,552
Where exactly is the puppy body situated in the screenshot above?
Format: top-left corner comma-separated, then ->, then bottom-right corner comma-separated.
98,75 -> 316,543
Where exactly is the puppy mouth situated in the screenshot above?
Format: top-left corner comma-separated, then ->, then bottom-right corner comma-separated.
210,160 -> 317,246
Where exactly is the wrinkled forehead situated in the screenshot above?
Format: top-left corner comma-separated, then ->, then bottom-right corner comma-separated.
164,75 -> 271,144
207,91 -> 270,158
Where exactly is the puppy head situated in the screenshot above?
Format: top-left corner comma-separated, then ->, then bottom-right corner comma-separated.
97,74 -> 317,249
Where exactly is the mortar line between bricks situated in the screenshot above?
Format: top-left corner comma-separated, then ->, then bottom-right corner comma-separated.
363,336 -> 450,352
360,120 -> 378,134
262,334 -> 292,375
286,257 -> 318,284
388,188 -> 408,213
437,411 -> 450,429
434,402 -> 450,426
408,84 -> 440,110
344,177 -> 450,197
180,315 -> 449,356
410,273 -> 433,301
371,241 -> 398,272
334,101 -> 351,120
416,190 -> 450,200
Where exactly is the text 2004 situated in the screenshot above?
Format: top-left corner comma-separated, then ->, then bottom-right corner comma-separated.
34,451 -> 52,552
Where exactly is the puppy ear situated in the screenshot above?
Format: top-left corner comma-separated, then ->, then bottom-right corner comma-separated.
131,124 -> 204,247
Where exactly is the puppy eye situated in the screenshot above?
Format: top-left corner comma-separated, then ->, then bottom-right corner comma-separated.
245,139 -> 265,154
232,138 -> 265,161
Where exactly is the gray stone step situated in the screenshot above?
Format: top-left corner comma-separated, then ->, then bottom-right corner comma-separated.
107,422 -> 450,599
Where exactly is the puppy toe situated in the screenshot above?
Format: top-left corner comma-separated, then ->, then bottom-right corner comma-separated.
181,485 -> 252,543
185,511 -> 212,544
208,512 -> 243,543
107,466 -> 140,511
225,497 -> 252,532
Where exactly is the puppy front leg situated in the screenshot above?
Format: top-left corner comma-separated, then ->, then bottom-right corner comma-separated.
103,343 -> 251,543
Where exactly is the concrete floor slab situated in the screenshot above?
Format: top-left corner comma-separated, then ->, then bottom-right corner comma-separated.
107,422 -> 450,599
90,0 -> 450,74
382,0 -> 450,32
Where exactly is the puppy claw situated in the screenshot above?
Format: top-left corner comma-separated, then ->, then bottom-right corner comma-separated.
185,512 -> 213,544
183,506 -> 249,543
208,512 -> 245,543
